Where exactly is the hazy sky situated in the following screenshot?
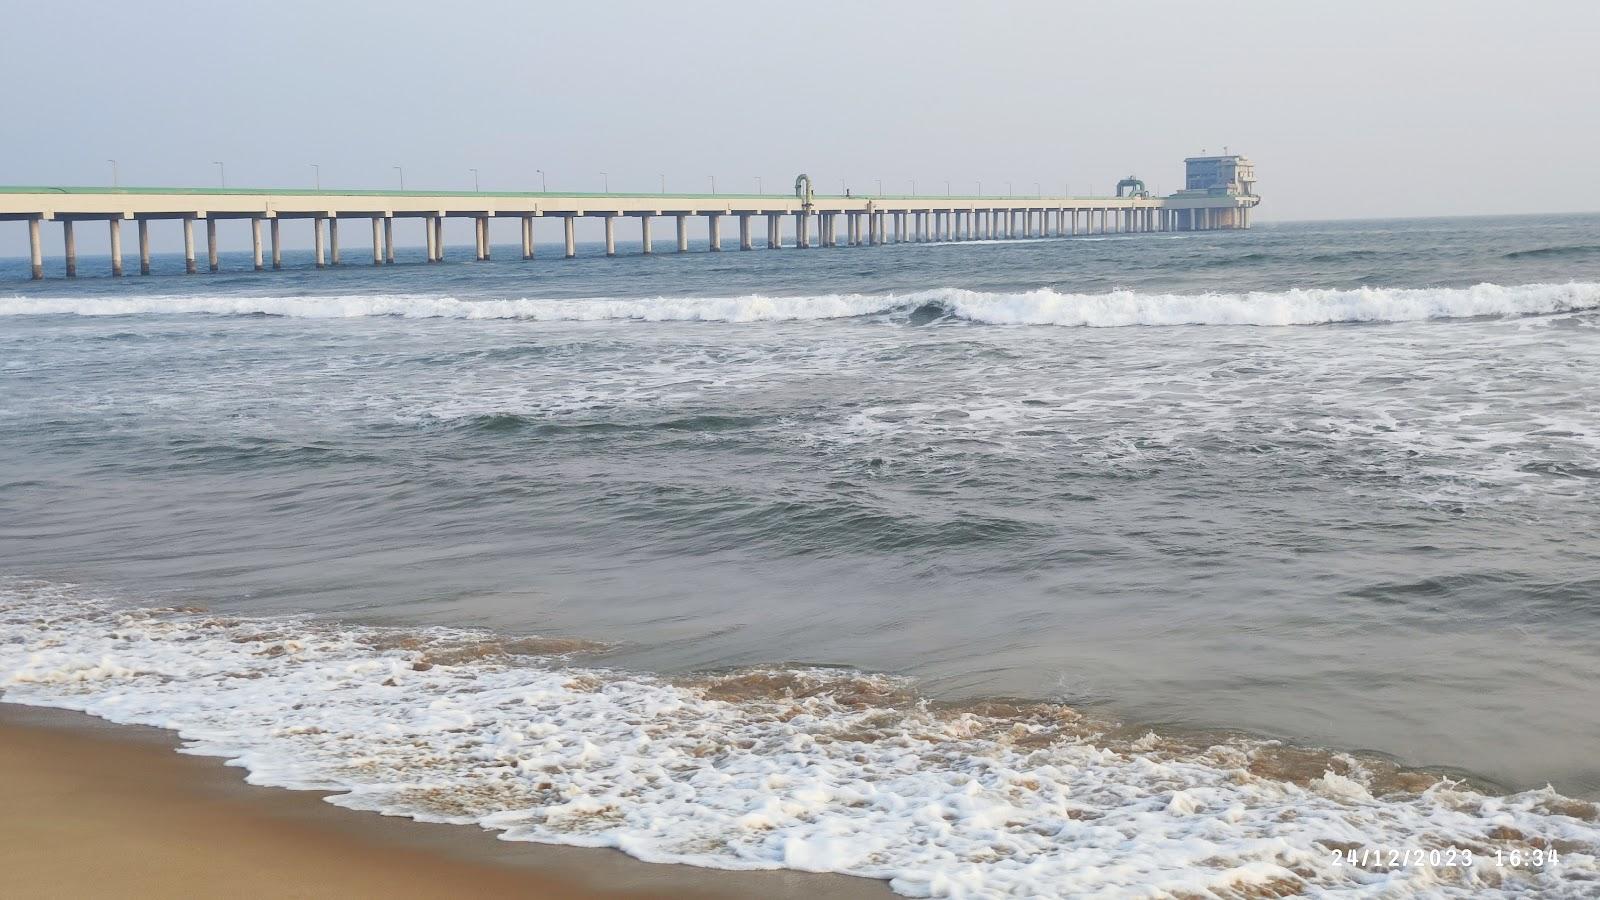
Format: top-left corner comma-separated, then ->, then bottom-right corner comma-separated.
3,0 -> 1598,254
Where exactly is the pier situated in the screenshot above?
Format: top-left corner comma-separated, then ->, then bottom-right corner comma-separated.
1,156 -> 1257,280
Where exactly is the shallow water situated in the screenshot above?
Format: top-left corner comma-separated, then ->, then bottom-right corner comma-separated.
4,215 -> 1600,895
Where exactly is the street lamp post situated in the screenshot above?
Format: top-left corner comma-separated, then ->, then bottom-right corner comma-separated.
108,159 -> 118,188
660,173 -> 667,194
1034,182 -> 1041,197
600,172 -> 608,192
876,179 -> 883,196
910,180 -> 916,195
1007,181 -> 1013,198
708,175 -> 716,195
536,169 -> 546,192
213,161 -> 225,188
470,168 -> 479,192
312,164 -> 320,190
755,176 -> 762,194
976,181 -> 982,195
945,180 -> 951,197
394,167 -> 405,191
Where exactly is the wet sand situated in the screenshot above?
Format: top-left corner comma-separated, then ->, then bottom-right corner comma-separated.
0,704 -> 891,900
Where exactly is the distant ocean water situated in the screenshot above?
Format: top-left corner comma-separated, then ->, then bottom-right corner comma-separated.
4,215 -> 1600,895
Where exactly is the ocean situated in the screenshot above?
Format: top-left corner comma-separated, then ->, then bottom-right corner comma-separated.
3,214 -> 1600,895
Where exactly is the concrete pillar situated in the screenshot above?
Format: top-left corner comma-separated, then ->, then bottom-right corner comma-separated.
739,213 -> 751,250
63,220 -> 77,277
708,214 -> 721,251
181,217 -> 195,274
796,211 -> 809,248
564,215 -> 577,258
207,218 -> 219,272
604,215 -> 616,257
138,219 -> 151,275
425,216 -> 437,262
482,217 -> 492,260
109,219 -> 123,277
383,217 -> 395,264
314,217 -> 326,268
768,213 -> 780,249
522,215 -> 534,259
371,217 -> 382,266
675,214 -> 688,252
475,216 -> 488,260
28,217 -> 42,279
251,219 -> 264,270
434,216 -> 446,260
271,218 -> 282,269
329,218 -> 341,264
641,214 -> 654,254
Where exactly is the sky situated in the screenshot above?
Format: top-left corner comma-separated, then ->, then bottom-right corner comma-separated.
2,0 -> 1598,254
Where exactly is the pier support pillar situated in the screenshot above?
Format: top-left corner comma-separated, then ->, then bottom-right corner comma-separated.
138,219 -> 152,275
522,215 -> 534,259
675,214 -> 688,252
270,218 -> 282,269
475,216 -> 488,260
314,217 -> 326,268
739,214 -> 751,250
796,211 -> 808,248
434,217 -> 446,260
604,215 -> 616,257
563,216 -> 577,258
425,216 -> 437,262
251,219 -> 264,270
641,214 -> 653,255
28,217 -> 43,279
383,217 -> 395,264
109,219 -> 123,277
330,218 -> 342,264
767,213 -> 780,249
371,217 -> 382,266
181,217 -> 195,274
63,220 -> 77,277
207,218 -> 219,272
708,214 -> 721,251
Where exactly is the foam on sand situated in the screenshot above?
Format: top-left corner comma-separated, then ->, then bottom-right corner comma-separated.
2,581 -> 1597,898
4,281 -> 1599,326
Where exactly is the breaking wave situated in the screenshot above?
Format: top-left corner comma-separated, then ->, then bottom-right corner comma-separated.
3,581 -> 1598,898
4,281 -> 1599,327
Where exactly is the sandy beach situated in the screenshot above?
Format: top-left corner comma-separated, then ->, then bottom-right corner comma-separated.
0,704 -> 890,900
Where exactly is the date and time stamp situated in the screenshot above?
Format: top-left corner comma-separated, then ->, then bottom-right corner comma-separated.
1328,845 -> 1560,870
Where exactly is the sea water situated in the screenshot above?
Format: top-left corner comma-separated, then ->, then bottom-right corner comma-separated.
3,215 -> 1599,895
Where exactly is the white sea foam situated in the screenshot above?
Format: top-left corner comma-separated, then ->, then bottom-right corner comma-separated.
4,281 -> 1598,326
3,582 -> 1596,898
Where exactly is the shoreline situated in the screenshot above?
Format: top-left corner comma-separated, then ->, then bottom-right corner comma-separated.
0,702 -> 891,900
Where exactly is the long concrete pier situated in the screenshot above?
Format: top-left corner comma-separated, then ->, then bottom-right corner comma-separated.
1,158 -> 1259,279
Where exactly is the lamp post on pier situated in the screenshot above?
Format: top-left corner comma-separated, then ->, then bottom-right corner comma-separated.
393,167 -> 404,190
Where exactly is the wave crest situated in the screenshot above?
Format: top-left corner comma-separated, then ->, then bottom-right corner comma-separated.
4,281 -> 1598,327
